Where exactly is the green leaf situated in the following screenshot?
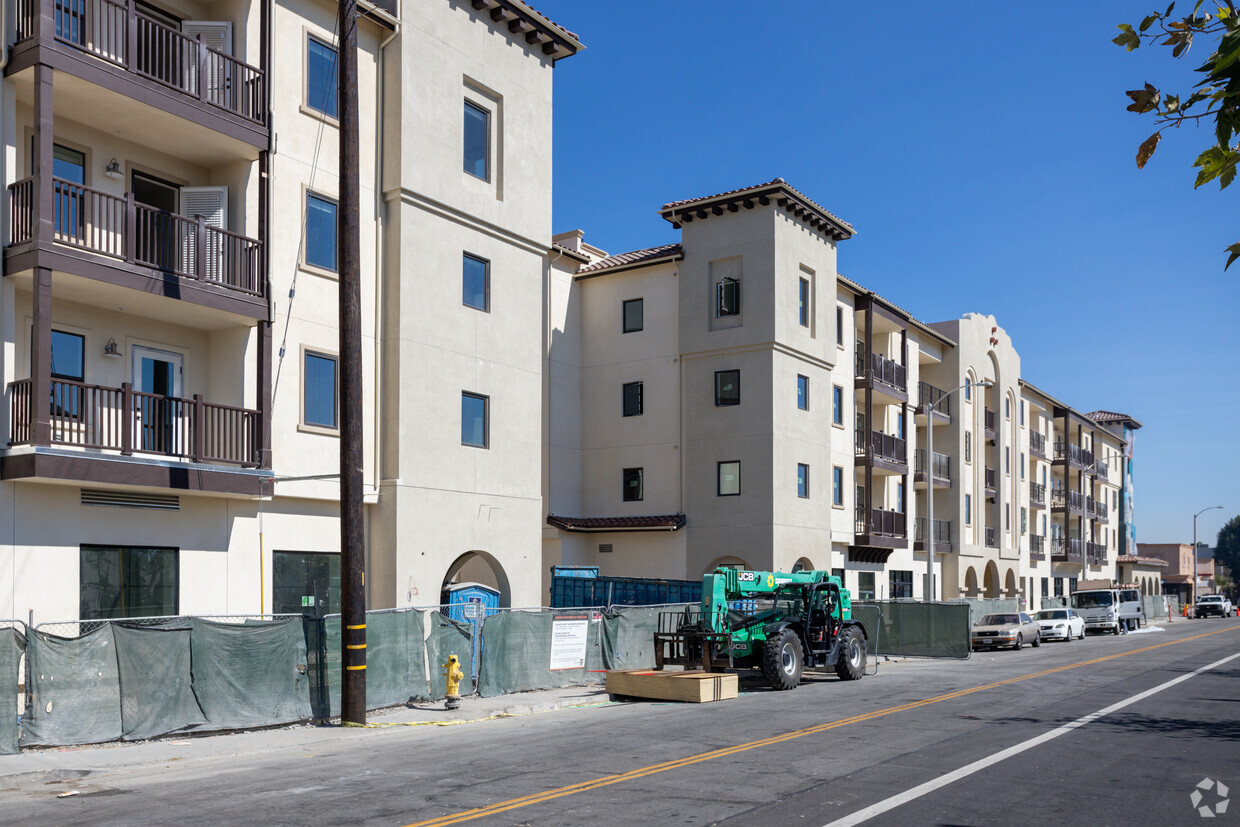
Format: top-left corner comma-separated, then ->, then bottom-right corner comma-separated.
1137,132 -> 1162,168
1221,161 -> 1237,189
1164,93 -> 1181,112
1140,14 -> 1158,31
1114,29 -> 1142,50
1192,145 -> 1231,186
1225,241 -> 1240,271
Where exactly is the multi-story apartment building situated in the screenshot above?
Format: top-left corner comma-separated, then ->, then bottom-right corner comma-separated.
1,0 -> 580,621
544,178 -> 1138,609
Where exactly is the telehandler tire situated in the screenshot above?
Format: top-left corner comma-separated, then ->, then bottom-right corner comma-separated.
834,626 -> 866,681
762,629 -> 803,690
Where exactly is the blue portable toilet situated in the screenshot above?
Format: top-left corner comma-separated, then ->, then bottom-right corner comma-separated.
443,582 -> 501,622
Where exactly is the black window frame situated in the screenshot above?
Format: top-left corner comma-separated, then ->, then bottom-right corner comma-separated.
622,381 -> 643,417
836,305 -> 844,345
858,571 -> 875,601
890,570 -> 914,599
797,374 -> 809,411
797,463 -> 810,499
462,252 -> 490,311
79,544 -> 179,621
303,349 -> 339,430
461,391 -> 489,448
798,277 -> 809,327
622,298 -> 644,333
717,460 -> 741,496
716,277 -> 740,317
622,467 -> 644,502
714,369 -> 740,407
50,329 -> 85,381
463,99 -> 490,181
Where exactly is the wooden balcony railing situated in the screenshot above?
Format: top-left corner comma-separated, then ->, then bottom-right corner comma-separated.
917,381 -> 951,416
7,176 -> 263,297
1051,537 -> 1082,563
9,378 -> 259,466
857,507 -> 906,539
17,0 -> 265,124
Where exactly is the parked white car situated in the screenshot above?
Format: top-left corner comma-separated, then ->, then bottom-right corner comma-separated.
1033,608 -> 1085,642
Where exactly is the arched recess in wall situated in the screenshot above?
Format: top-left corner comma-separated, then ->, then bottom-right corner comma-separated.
983,560 -> 1000,598
1004,568 -> 1018,598
704,556 -> 750,574
442,550 -> 512,608
792,557 -> 815,573
964,566 -> 979,596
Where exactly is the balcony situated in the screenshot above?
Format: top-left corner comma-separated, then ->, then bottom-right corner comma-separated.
6,377 -> 264,494
7,0 -> 267,144
6,175 -> 266,316
1053,440 -> 1094,468
1029,431 -> 1047,460
915,381 -> 951,422
1030,534 -> 1045,561
914,449 -> 950,486
855,430 -> 907,474
985,526 -> 997,548
984,408 -> 996,441
1029,481 -> 1046,508
1051,488 -> 1085,514
984,466 -> 996,496
914,517 -> 951,554
1086,542 -> 1106,565
854,506 -> 907,550
1086,496 -> 1096,517
855,352 -> 907,402
1094,500 -> 1109,521
1092,459 -> 1108,479
1051,537 -> 1082,563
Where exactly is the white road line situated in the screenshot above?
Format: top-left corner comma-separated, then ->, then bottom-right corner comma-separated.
825,651 -> 1240,827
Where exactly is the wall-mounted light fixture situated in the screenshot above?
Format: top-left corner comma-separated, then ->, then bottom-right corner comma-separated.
102,338 -> 122,358
104,158 -> 123,179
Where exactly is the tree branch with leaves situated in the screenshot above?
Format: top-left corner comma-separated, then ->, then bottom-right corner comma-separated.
1115,2 -> 1240,268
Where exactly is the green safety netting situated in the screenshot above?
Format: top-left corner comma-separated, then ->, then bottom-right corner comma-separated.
424,613 -> 474,700
0,627 -> 25,754
24,625 -> 122,746
601,606 -> 666,670
849,604 -> 884,655
309,616 -> 342,719
364,610 -> 429,708
857,602 -> 970,659
189,619 -> 312,730
113,624 -> 204,740
477,610 -> 604,698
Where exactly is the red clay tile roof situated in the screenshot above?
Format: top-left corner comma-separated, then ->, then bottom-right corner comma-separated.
547,514 -> 687,532
1087,410 -> 1143,429
1116,555 -> 1169,567
577,243 -> 683,275
659,178 -> 854,238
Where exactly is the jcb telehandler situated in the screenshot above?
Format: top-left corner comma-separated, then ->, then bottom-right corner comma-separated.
653,567 -> 867,690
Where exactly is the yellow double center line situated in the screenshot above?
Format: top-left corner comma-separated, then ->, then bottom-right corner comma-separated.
406,626 -> 1238,827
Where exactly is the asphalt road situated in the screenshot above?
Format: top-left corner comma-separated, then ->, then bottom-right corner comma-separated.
4,617 -> 1238,826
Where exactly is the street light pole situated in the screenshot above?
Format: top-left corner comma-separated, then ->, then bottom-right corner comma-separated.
1191,505 -> 1223,615
924,379 -> 990,602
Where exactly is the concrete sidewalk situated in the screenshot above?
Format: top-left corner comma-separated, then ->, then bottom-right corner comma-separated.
0,683 -> 613,794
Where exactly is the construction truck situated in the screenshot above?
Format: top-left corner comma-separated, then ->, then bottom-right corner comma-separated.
653,567 -> 867,690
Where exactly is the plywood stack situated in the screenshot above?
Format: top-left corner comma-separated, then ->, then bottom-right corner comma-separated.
605,669 -> 738,703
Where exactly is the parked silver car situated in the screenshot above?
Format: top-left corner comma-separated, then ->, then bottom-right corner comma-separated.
1033,608 -> 1085,641
972,612 -> 1041,650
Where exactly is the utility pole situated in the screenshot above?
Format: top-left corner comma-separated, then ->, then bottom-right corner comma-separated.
338,0 -> 365,724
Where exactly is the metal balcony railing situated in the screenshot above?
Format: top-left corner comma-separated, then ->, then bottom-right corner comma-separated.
1051,489 -> 1084,511
857,507 -> 906,539
985,526 -> 997,548
1051,537 -> 1082,563
984,466 -> 996,491
917,381 -> 950,416
864,352 -> 907,392
914,449 -> 950,481
1030,482 -> 1046,505
1030,535 -> 1045,559
1029,431 -> 1047,457
1053,441 -> 1094,467
914,517 -> 951,544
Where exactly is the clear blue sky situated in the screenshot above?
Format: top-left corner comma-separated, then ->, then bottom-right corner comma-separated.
536,0 -> 1239,547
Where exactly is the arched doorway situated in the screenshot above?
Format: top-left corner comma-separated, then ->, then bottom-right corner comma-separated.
1004,569 -> 1018,599
983,561 -> 1000,598
964,566 -> 979,597
442,550 -> 512,608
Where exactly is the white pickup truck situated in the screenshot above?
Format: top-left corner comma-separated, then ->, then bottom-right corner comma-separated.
1194,594 -> 1235,618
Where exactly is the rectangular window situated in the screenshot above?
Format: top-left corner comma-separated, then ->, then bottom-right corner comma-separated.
1005,504 -> 1010,530
303,350 -> 338,429
798,278 -> 809,326
1005,398 -> 1011,419
715,369 -> 740,406
964,431 -> 972,463
797,375 -> 809,411
897,411 -> 905,439
896,481 -> 905,512
80,545 -> 178,620
622,298 -> 643,333
461,392 -> 488,448
716,277 -> 740,317
1069,577 -> 1078,593
858,572 -> 875,601
622,467 -> 643,502
833,466 -> 844,506
1005,448 -> 1010,474
464,100 -> 490,180
717,461 -> 740,496
1054,577 -> 1064,597
272,550 -> 341,617
1020,453 -> 1025,479
1021,506 -> 1028,535
306,36 -> 339,118
832,568 -> 845,584
832,385 -> 843,425
964,382 -> 971,401
836,306 -> 844,345
797,463 -> 810,498
1041,578 -> 1048,598
1041,514 -> 1047,535
965,493 -> 972,525
305,192 -> 338,272
622,381 -> 643,417
462,253 -> 489,311
890,570 -> 913,599
1020,401 -> 1025,425
50,329 -> 85,381
856,484 -> 866,512
53,144 -> 85,237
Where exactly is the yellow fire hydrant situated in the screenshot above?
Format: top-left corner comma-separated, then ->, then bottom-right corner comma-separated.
443,654 -> 464,710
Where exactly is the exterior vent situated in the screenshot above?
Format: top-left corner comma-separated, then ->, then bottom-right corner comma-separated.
598,543 -> 613,554
81,489 -> 180,510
